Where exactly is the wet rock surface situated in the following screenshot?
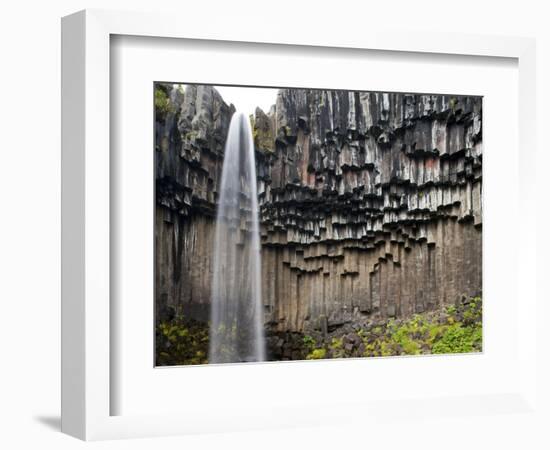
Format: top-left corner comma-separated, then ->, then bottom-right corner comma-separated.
155,83 -> 482,334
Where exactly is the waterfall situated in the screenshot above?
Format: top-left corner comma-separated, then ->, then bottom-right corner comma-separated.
209,112 -> 265,364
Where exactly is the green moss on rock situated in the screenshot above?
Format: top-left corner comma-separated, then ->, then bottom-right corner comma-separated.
302,296 -> 482,360
155,316 -> 209,366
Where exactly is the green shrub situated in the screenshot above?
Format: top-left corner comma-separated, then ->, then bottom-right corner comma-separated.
329,337 -> 345,358
156,316 -> 209,366
302,334 -> 316,351
154,86 -> 174,120
432,322 -> 482,354
306,348 -> 327,360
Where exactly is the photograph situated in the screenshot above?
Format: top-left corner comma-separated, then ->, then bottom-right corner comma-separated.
154,82 -> 483,366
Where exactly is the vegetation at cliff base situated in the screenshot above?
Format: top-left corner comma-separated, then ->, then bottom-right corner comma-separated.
304,296 -> 482,360
155,297 -> 482,365
156,316 -> 209,366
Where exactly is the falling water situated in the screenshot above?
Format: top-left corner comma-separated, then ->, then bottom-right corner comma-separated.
209,112 -> 265,364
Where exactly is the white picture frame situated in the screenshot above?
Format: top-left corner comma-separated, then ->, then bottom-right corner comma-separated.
61,9 -> 538,441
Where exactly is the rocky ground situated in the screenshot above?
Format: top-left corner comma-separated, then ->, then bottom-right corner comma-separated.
156,296 -> 482,365
267,295 -> 482,360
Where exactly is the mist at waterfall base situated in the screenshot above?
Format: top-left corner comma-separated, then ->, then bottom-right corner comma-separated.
209,112 -> 266,364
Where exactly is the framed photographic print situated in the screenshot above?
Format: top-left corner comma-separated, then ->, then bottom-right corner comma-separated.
62,9 -> 539,441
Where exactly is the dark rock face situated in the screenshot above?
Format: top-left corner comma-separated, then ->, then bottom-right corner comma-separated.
155,83 -> 482,334
155,84 -> 234,322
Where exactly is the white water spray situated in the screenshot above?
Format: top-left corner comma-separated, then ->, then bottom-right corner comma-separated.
209,112 -> 265,363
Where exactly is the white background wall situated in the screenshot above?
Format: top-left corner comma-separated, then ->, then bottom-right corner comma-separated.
0,0 -> 547,448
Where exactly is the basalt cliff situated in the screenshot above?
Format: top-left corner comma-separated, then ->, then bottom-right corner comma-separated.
155,83 -> 482,336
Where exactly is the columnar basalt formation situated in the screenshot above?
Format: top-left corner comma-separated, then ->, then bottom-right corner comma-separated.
155,84 -> 234,321
155,83 -> 482,333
